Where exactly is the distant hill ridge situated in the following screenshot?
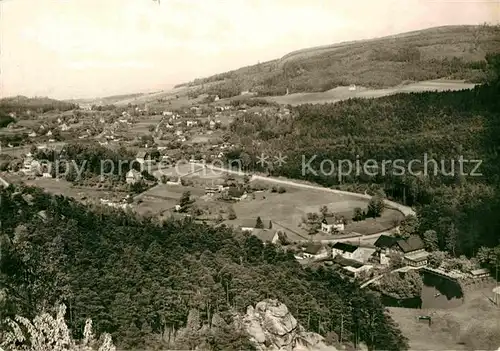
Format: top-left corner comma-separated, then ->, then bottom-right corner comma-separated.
178,25 -> 500,98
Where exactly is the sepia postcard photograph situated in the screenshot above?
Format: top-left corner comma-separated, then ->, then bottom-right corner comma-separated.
0,0 -> 499,350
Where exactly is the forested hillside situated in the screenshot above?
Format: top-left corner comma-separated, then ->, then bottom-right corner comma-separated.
0,185 -> 407,350
179,25 -> 500,97
226,53 -> 500,258
0,96 -> 77,116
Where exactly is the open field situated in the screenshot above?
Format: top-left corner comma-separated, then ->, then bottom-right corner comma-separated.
21,177 -> 122,202
389,286 -> 500,350
133,183 -> 205,215
224,187 -> 403,238
265,80 -> 476,106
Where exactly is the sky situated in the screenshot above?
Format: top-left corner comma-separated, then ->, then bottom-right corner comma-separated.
1,0 -> 498,100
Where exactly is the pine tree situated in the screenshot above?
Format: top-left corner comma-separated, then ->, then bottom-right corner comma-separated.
255,216 -> 264,229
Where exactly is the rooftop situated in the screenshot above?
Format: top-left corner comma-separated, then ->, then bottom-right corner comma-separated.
323,216 -> 343,225
396,235 -> 425,253
374,235 -> 398,248
470,268 -> 490,276
252,229 -> 278,243
304,243 -> 326,255
332,242 -> 358,253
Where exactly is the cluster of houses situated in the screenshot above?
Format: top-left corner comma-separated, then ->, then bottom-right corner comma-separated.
290,234 -> 432,278
19,144 -> 66,176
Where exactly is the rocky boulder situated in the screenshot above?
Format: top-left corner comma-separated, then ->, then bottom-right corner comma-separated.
243,299 -> 337,351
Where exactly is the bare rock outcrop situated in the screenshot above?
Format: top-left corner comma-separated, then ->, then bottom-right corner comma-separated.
243,299 -> 337,351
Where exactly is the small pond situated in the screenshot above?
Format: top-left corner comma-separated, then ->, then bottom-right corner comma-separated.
381,271 -> 464,309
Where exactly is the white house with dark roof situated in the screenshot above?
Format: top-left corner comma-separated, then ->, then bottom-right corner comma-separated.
321,216 -> 345,233
300,243 -> 329,259
332,242 -> 364,261
126,169 -> 142,184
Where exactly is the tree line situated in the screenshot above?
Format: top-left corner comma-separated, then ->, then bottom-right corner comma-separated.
0,184 -> 408,350
225,54 -> 500,259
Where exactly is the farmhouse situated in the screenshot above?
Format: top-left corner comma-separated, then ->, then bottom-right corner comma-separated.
331,242 -> 363,261
321,216 -> 345,233
126,169 -> 142,185
240,218 -> 273,232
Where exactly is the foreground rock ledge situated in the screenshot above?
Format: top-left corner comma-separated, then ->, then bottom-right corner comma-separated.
243,299 -> 337,351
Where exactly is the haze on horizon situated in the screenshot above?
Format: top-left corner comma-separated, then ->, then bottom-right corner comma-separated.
1,0 -> 498,100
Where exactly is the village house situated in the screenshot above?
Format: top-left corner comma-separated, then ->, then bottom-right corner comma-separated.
240,218 -> 273,232
334,256 -> 373,278
205,186 -> 224,196
373,235 -> 400,254
252,229 -> 280,245
321,216 -> 345,233
373,235 -> 428,267
331,242 -> 364,261
28,131 -> 37,138
349,84 -> 357,91
225,186 -> 245,200
135,151 -> 148,165
166,176 -> 181,185
126,169 -> 142,185
46,130 -> 53,137
21,152 -> 40,175
469,268 -> 490,280
301,243 -> 329,260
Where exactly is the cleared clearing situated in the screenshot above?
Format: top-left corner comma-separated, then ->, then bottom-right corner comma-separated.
265,80 -> 476,106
